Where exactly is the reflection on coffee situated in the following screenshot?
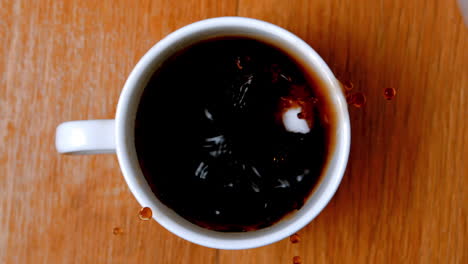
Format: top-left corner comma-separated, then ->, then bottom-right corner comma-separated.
135,38 -> 331,231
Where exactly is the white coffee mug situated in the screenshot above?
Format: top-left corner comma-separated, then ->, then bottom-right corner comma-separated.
56,17 -> 350,249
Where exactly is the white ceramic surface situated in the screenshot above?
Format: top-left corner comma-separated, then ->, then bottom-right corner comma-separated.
55,17 -> 350,250
458,0 -> 468,26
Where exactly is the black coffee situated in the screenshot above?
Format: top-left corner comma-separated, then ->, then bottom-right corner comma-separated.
135,38 -> 330,232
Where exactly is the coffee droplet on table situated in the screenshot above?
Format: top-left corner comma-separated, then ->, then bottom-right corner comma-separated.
289,233 -> 301,243
338,80 -> 353,94
113,227 -> 123,235
139,207 -> 152,220
347,92 -> 366,108
342,80 -> 354,90
384,87 -> 396,100
293,256 -> 302,264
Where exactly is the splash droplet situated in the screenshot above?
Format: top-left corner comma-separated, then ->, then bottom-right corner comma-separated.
235,56 -> 243,70
290,233 -> 301,243
293,256 -> 302,264
138,207 -> 153,221
347,92 -> 366,108
384,88 -> 396,100
113,227 -> 123,235
342,80 -> 354,90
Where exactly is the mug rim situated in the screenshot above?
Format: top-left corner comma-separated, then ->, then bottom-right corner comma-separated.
115,17 -> 350,249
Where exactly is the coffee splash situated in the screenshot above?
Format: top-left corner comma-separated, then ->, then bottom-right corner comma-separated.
112,227 -> 123,235
384,87 -> 396,100
347,92 -> 366,108
289,233 -> 301,244
138,207 -> 153,221
293,256 -> 302,264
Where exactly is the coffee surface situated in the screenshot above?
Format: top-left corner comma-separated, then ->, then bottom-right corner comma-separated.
135,38 -> 329,231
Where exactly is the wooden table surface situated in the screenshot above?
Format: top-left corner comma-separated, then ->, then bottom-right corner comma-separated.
1,0 -> 467,263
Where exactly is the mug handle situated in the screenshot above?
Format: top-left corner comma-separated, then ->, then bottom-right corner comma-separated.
55,120 -> 116,155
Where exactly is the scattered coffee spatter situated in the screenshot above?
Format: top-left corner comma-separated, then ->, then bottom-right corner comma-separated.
339,79 -> 366,108
113,227 -> 123,235
139,207 -> 153,221
293,256 -> 302,264
289,234 -> 301,264
112,207 -> 152,236
289,233 -> 301,244
341,79 -> 398,107
384,87 -> 396,100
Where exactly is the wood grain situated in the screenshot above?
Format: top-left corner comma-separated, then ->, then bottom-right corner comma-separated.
0,0 -> 466,263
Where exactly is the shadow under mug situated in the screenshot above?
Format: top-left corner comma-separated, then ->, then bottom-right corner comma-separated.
55,17 -> 350,249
